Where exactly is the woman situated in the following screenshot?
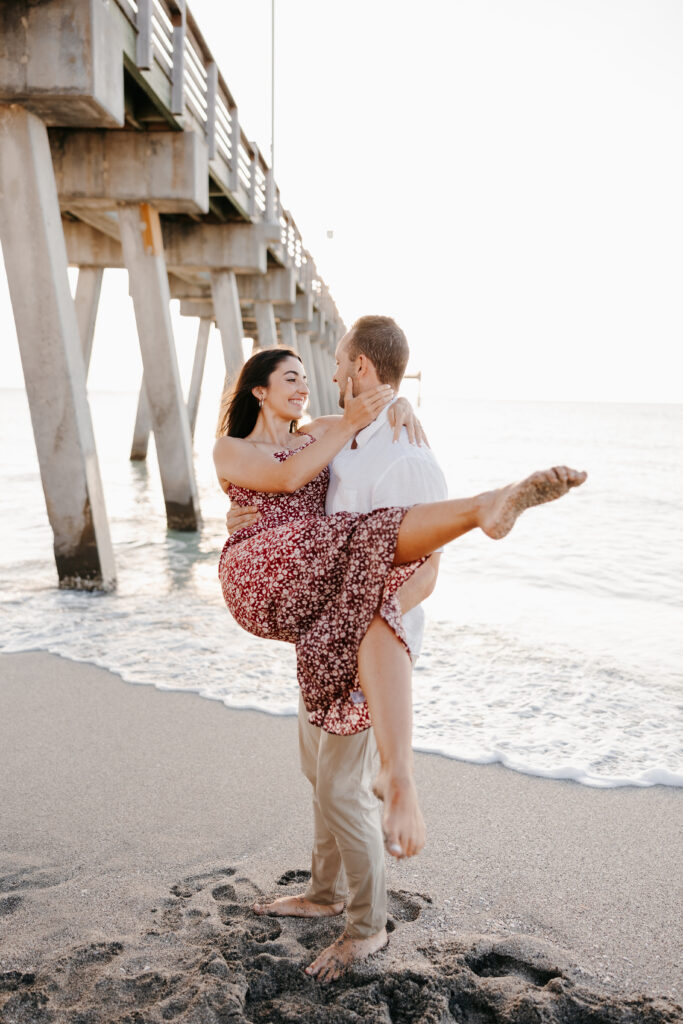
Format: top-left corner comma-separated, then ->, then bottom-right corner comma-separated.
214,347 -> 586,858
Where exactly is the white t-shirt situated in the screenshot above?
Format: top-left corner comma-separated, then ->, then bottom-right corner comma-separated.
326,404 -> 448,658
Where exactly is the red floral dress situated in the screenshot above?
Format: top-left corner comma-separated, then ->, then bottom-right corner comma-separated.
218,434 -> 421,735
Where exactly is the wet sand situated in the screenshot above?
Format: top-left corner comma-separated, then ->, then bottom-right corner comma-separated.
0,651 -> 681,1023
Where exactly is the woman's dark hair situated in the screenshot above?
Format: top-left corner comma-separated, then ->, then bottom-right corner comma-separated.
216,347 -> 303,438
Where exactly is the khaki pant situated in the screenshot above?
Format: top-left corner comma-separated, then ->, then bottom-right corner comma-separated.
297,695 -> 387,938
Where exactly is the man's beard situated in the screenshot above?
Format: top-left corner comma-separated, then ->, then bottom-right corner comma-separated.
338,375 -> 357,409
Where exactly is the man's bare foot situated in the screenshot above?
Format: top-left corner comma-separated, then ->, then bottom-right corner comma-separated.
372,770 -> 426,859
305,927 -> 388,984
252,894 -> 345,918
480,465 -> 588,540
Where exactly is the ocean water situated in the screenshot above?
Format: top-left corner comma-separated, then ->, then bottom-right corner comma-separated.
1,385 -> 681,789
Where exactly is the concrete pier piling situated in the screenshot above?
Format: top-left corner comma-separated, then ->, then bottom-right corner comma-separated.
0,105 -> 116,589
311,335 -> 334,416
252,302 -> 277,350
279,320 -> 299,353
211,270 -> 247,385
74,267 -> 104,370
131,313 -> 211,458
187,317 -> 211,440
295,331 -> 321,418
118,203 -> 201,530
130,385 -> 152,462
1,0 -> 345,586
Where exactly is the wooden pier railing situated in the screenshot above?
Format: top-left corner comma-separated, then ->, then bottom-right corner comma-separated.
112,0 -> 342,325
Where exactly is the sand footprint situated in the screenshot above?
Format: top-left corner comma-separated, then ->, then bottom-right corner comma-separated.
209,873 -> 265,926
0,970 -> 36,993
0,895 -> 23,917
386,888 -> 431,932
276,869 -> 311,887
0,866 -> 73,893
56,941 -> 124,970
211,882 -> 237,901
465,948 -> 563,987
246,919 -> 283,944
170,866 -> 236,899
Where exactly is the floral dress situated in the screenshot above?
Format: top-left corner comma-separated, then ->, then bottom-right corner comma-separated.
218,434 -> 421,735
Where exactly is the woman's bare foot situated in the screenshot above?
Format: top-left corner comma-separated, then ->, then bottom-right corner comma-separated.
305,927 -> 388,984
372,770 -> 426,859
480,465 -> 588,540
252,894 -> 345,918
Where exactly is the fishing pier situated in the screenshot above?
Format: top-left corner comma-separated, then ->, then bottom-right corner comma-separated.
0,0 -> 344,590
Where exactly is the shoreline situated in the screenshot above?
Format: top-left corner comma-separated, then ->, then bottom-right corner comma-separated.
4,640 -> 681,792
1,651 -> 681,1021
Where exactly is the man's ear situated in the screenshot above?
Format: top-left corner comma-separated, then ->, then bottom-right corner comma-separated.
355,353 -> 369,378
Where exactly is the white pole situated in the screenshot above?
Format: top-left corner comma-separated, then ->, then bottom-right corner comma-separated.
271,0 -> 275,174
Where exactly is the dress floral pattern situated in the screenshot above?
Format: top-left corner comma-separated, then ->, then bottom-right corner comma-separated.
218,434 -> 421,735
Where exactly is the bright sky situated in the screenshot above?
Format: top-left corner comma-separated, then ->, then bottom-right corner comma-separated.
2,0 -> 682,402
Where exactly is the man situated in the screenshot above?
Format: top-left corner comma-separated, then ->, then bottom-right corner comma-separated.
227,316 -> 447,983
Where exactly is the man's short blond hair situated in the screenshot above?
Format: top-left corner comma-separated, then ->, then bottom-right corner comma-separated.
347,315 -> 409,388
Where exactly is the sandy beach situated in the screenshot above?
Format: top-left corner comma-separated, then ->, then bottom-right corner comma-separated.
1,651 -> 681,1023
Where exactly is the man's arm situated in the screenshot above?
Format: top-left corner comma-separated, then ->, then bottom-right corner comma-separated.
372,452 -> 448,612
397,553 -> 441,614
372,449 -> 448,510
307,398 -> 428,446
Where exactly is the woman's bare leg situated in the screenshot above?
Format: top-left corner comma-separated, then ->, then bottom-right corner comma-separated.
394,465 -> 587,564
357,615 -> 424,859
355,467 -> 587,860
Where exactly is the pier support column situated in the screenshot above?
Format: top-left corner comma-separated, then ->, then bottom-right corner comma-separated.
118,203 -> 200,530
74,267 -> 103,370
279,320 -> 298,353
187,316 -> 211,439
0,105 -> 115,589
130,313 -> 210,458
318,340 -> 334,414
211,269 -> 245,384
130,384 -> 151,461
325,324 -> 341,412
253,300 -> 278,350
326,348 -> 338,411
296,331 -> 321,418
310,337 -> 332,414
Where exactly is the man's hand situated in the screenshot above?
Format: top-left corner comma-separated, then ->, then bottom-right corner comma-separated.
226,503 -> 260,536
387,397 -> 429,446
397,555 -> 440,614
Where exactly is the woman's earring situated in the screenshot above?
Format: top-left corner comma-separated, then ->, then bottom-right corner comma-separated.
258,396 -> 263,409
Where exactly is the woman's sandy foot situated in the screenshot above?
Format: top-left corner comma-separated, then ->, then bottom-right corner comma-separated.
372,771 -> 426,859
305,928 -> 388,984
253,894 -> 345,918
480,465 -> 588,540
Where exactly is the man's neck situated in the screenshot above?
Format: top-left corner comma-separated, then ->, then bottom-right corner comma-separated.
349,398 -> 395,450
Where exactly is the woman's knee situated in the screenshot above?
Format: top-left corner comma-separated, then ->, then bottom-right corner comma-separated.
358,614 -> 397,654
365,614 -> 388,637
358,618 -> 412,680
